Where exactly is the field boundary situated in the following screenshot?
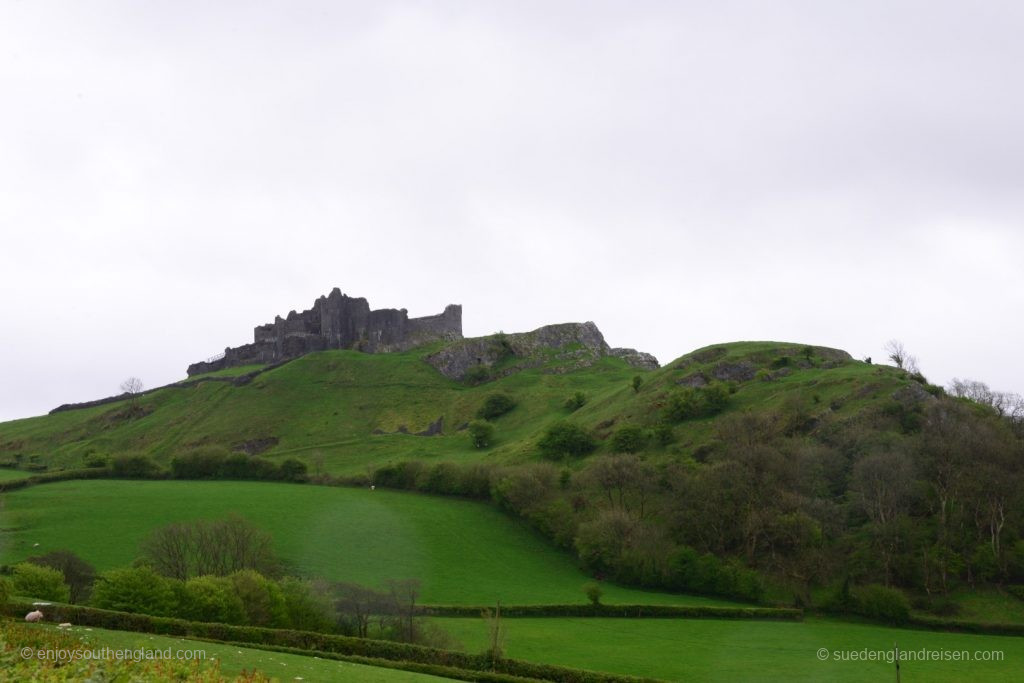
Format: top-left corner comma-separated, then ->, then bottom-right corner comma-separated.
3,601 -> 658,683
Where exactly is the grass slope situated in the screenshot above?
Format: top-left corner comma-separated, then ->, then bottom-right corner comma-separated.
0,479 -> 731,606
0,340 -> 916,477
437,616 -> 1024,682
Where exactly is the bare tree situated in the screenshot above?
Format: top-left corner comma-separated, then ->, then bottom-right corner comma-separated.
140,515 -> 280,579
120,376 -> 144,405
883,340 -> 908,369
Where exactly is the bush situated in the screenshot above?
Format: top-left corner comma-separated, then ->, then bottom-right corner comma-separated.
853,584 -> 910,624
631,376 -> 643,393
582,582 -> 602,606
0,577 -> 10,606
610,426 -> 647,453
476,393 -> 516,420
279,577 -> 334,632
90,567 -> 178,617
653,424 -> 675,446
110,454 -> 163,478
564,392 -> 587,411
83,453 -> 108,468
537,422 -> 597,460
468,420 -> 495,449
11,563 -> 71,602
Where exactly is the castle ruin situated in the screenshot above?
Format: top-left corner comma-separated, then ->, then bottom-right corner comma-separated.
187,288 -> 462,376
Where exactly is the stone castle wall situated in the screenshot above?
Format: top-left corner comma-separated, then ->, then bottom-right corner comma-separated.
187,288 -> 462,376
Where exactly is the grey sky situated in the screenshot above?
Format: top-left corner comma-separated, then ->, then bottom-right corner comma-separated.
2,1 -> 1022,422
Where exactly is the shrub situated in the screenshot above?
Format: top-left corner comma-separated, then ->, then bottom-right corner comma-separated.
170,448 -> 228,479
91,567 -> 178,616
653,424 -> 675,446
468,420 -> 495,449
564,392 -> 587,411
476,393 -> 516,420
11,563 -> 71,602
0,577 -> 10,605
631,376 -> 643,393
537,422 -> 596,460
278,458 -> 308,482
853,584 -> 910,624
582,582 -> 603,606
610,426 -> 647,453
109,454 -> 163,478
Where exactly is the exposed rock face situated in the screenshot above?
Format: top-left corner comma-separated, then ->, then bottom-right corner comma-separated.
188,288 -> 462,376
609,348 -> 660,370
426,322 -> 660,380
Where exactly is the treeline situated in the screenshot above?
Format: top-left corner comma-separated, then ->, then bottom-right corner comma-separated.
1,516 -> 449,648
104,447 -> 309,482
361,387 -> 1024,613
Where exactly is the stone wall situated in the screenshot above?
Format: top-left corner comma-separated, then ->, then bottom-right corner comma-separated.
187,288 -> 462,376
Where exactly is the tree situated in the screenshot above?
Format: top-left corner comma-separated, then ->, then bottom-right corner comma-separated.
883,340 -> 910,370
583,581 -> 603,606
120,376 -> 144,405
27,550 -> 96,603
385,578 -> 421,643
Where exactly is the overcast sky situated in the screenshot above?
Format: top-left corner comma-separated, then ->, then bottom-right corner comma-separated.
2,1 -> 1022,422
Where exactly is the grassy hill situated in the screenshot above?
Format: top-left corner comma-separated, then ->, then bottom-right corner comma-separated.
0,339 -> 914,476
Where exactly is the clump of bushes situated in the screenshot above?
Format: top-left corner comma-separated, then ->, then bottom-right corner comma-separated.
538,422 -> 597,460
476,393 -> 516,420
169,447 -> 307,482
110,454 -> 164,478
662,382 -> 731,422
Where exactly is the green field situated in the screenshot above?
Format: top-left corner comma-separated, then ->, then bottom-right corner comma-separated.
0,479 -> 731,606
29,622 -> 446,681
436,616 -> 1024,682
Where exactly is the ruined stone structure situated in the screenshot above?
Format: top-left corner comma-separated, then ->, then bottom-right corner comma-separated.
187,288 -> 462,376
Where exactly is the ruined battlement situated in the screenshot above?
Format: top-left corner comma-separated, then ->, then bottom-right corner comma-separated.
187,288 -> 462,376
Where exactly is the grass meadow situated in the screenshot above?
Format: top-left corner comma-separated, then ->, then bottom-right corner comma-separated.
0,479 -> 732,607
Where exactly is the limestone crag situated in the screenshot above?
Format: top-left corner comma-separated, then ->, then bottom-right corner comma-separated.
187,289 -> 462,376
425,321 -> 660,380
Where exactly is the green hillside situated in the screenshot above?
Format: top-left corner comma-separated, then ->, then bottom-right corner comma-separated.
0,339 -> 910,475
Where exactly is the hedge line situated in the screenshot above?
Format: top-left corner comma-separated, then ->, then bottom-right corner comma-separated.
416,603 -> 802,620
4,601 -> 656,682
907,615 -> 1024,637
0,467 -> 112,493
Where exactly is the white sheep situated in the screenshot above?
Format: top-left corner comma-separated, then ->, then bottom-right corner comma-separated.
25,610 -> 44,622
58,622 -> 73,630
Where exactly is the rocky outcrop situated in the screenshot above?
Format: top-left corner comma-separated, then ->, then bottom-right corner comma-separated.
425,322 -> 659,381
609,348 -> 660,370
188,289 -> 462,376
